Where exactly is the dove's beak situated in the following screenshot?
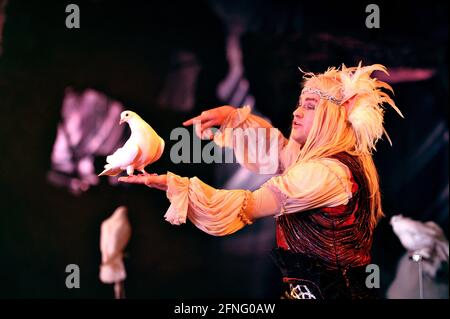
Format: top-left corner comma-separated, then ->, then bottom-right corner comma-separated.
119,118 -> 125,125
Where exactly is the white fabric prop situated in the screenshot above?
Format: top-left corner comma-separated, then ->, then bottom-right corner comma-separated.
391,214 -> 449,277
100,206 -> 131,298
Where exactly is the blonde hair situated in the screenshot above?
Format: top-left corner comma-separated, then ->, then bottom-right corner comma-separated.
297,64 -> 403,230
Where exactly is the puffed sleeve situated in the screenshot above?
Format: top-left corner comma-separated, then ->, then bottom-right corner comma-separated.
254,158 -> 354,218
162,159 -> 352,235
212,105 -> 289,174
164,172 -> 254,236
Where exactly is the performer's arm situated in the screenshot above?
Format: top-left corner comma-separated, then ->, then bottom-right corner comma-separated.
119,158 -> 353,235
252,158 -> 354,218
119,172 -> 254,236
183,105 -> 289,174
164,172 -> 254,236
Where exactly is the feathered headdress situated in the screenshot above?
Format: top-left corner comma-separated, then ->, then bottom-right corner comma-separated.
340,62 -> 404,153
302,62 -> 404,154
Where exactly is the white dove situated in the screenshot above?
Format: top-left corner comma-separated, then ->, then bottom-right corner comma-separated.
98,110 -> 164,176
99,206 -> 131,298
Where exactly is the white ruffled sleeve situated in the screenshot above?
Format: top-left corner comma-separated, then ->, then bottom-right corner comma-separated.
164,172 -> 253,236
257,158 -> 354,217
212,106 -> 289,174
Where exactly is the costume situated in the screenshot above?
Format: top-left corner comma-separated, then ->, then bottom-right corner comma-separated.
163,63 -> 402,299
273,152 -> 374,299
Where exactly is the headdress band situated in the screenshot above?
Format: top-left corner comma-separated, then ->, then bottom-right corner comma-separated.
301,87 -> 342,105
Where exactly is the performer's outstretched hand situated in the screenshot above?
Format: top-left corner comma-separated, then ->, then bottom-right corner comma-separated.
118,174 -> 168,191
183,105 -> 235,140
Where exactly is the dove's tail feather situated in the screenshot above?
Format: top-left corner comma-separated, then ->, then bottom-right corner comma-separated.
98,166 -> 122,177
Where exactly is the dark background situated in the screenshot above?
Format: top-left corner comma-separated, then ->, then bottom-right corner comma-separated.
0,0 -> 448,298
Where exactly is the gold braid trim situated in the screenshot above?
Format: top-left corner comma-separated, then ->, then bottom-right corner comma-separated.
237,191 -> 254,225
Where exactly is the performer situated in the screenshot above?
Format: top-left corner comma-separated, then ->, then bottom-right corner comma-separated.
119,63 -> 403,299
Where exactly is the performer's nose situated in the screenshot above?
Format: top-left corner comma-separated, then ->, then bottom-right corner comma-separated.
293,107 -> 304,118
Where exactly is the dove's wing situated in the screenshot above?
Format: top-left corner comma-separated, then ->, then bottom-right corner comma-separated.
107,141 -> 140,167
133,123 -> 165,169
152,137 -> 165,163
98,141 -> 140,176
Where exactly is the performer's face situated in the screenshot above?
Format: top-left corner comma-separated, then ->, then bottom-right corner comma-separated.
290,92 -> 318,144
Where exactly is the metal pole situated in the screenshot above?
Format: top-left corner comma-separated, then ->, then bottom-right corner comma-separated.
114,281 -> 125,299
412,253 -> 424,299
418,259 -> 424,299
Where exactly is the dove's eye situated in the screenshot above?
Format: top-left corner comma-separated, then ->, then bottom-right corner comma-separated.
125,113 -> 129,117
